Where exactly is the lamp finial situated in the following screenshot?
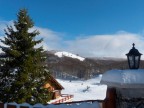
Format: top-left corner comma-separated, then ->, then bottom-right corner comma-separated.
132,43 -> 135,48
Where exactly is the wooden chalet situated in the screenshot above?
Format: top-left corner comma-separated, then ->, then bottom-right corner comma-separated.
44,74 -> 64,99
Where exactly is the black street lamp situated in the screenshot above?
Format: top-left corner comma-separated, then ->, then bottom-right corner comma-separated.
126,43 -> 142,69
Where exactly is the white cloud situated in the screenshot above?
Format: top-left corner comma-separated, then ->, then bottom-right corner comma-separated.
30,26 -> 64,50
0,20 -> 13,35
0,20 -> 144,59
28,27 -> 144,59
0,20 -> 14,53
65,32 -> 144,58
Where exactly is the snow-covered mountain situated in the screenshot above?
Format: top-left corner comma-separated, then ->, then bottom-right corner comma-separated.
54,51 -> 85,61
46,50 -> 144,80
47,50 -> 129,79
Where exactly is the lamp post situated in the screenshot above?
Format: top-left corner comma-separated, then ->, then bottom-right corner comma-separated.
126,43 -> 142,69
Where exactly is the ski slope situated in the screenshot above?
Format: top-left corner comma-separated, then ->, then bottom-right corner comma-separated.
57,75 -> 107,101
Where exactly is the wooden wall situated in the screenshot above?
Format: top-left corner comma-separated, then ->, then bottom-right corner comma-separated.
102,87 -> 116,108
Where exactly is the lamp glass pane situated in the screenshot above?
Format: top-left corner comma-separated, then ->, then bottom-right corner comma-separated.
135,56 -> 140,68
128,55 -> 134,68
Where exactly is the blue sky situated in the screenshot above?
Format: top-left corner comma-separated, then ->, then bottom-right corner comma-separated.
1,0 -> 144,58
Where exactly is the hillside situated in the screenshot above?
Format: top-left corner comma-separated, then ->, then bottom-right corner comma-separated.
46,51 -> 144,80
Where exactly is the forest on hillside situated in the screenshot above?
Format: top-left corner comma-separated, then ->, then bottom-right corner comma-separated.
45,51 -> 144,80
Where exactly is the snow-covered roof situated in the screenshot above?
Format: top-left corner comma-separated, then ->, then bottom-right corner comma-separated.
101,69 -> 144,88
48,74 -> 64,90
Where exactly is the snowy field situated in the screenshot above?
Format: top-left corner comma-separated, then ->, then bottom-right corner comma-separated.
57,75 -> 107,101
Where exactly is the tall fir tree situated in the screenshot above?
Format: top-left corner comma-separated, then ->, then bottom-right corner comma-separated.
0,9 -> 52,104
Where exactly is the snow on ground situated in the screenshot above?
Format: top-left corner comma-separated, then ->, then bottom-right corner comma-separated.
57,75 -> 107,101
54,51 -> 85,61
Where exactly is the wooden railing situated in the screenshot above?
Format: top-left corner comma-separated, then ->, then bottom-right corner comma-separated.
48,94 -> 74,104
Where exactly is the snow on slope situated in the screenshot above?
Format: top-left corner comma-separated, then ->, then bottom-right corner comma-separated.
57,75 -> 107,101
54,51 -> 85,61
